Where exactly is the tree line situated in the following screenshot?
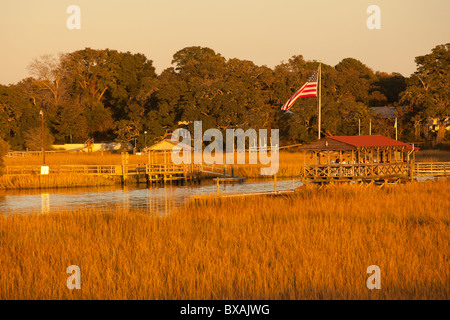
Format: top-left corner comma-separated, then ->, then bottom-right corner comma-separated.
0,44 -> 448,153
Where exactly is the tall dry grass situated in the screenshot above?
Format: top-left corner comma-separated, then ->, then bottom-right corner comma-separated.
236,151 -> 312,178
0,174 -> 117,190
415,150 -> 450,162
4,152 -> 150,166
1,180 -> 448,299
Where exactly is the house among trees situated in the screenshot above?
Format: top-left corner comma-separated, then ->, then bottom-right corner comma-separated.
300,135 -> 418,183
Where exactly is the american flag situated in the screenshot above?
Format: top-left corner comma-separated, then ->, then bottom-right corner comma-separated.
281,68 -> 319,111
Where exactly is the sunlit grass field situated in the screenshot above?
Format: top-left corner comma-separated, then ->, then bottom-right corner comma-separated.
4,150 -> 308,167
4,152 -> 150,166
1,180 -> 448,299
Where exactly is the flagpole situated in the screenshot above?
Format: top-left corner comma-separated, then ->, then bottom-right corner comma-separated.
318,63 -> 322,139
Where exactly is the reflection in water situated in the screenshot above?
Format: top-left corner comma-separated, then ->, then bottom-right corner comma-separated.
0,179 -> 303,216
41,193 -> 50,214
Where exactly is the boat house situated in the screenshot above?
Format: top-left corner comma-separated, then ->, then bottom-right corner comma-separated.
300,135 -> 418,183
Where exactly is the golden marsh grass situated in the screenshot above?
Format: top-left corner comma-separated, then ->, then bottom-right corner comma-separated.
0,174 -> 117,190
1,180 -> 448,299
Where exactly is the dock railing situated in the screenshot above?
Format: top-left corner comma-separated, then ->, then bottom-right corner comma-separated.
200,164 -> 234,177
301,162 -> 410,180
301,161 -> 450,180
414,162 -> 450,176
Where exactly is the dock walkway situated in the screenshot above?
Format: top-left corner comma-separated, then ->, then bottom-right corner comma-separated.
2,163 -> 244,185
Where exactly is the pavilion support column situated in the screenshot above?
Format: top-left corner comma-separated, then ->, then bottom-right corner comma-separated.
314,151 -> 318,176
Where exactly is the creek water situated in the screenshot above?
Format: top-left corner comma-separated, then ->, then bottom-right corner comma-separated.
0,178 -> 303,216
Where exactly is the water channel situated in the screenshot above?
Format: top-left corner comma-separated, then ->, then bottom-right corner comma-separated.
0,178 -> 304,216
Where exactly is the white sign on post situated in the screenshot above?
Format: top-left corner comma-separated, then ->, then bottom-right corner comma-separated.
40,166 -> 49,175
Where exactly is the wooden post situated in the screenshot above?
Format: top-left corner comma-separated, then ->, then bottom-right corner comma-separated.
274,173 -> 277,193
410,144 -> 415,181
303,149 -> 306,177
41,110 -> 46,165
217,177 -> 220,195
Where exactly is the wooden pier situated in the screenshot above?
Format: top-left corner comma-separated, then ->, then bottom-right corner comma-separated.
213,177 -> 246,183
299,135 -> 421,184
414,162 -> 450,176
301,162 -> 411,183
2,162 -> 243,186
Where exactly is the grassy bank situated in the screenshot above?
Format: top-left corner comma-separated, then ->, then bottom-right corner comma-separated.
1,180 -> 448,299
1,151 -> 308,189
4,152 -> 150,166
0,174 -> 118,190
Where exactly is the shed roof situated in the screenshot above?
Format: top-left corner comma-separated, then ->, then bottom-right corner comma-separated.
303,135 -> 416,151
147,139 -> 192,151
329,135 -> 413,148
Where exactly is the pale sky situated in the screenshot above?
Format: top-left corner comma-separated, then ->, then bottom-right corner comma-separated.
0,0 -> 449,85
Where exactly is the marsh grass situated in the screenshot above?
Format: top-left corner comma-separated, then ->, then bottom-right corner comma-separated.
415,150 -> 450,162
1,180 -> 448,299
0,174 -> 117,190
4,152 -> 149,166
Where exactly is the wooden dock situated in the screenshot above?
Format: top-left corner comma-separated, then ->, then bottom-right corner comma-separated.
2,161 -> 447,187
300,161 -> 450,184
192,190 -> 294,202
213,177 -> 246,183
414,162 -> 450,176
1,163 -> 243,186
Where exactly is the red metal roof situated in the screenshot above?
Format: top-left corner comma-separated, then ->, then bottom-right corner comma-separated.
329,135 -> 416,149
